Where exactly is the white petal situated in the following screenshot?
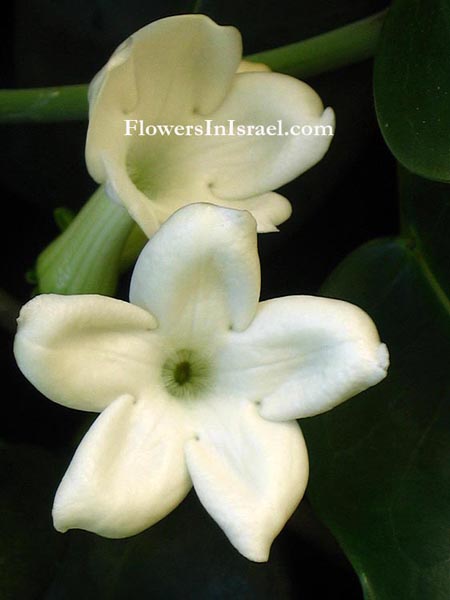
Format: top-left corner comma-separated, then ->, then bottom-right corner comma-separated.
14,294 -> 159,411
217,296 -> 389,420
128,15 -> 241,119
237,59 -> 271,73
219,192 -> 292,233
86,14 -> 241,199
86,16 -> 333,236
86,37 -> 137,188
53,394 -> 191,538
103,155 -> 161,238
185,400 -> 308,562
150,190 -> 292,235
205,72 -> 335,199
122,74 -> 332,234
130,204 -> 260,341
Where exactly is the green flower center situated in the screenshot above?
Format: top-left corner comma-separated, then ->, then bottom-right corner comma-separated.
161,349 -> 211,399
174,360 -> 191,385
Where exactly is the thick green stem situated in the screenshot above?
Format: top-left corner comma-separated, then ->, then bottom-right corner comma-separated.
246,10 -> 387,77
0,10 -> 386,123
37,187 -> 134,295
0,84 -> 88,123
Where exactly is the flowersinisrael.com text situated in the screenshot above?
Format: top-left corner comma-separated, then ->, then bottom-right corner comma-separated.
124,119 -> 334,137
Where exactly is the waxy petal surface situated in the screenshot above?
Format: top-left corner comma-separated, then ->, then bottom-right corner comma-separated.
217,296 -> 389,420
130,204 -> 260,341
14,294 -> 159,412
53,394 -> 191,537
185,400 -> 308,562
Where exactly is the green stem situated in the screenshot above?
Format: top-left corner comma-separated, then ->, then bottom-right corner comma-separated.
37,187 -> 134,295
246,9 -> 387,77
0,10 -> 386,123
0,84 -> 88,123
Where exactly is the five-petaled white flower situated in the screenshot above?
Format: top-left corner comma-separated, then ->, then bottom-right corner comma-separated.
14,204 -> 388,562
86,14 -> 335,237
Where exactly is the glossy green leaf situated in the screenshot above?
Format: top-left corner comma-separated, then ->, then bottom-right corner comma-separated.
374,0 -> 450,182
399,168 -> 450,298
302,169 -> 450,598
0,442 -> 65,600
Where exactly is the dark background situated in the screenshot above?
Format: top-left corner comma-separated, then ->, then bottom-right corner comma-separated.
1,1 -> 395,598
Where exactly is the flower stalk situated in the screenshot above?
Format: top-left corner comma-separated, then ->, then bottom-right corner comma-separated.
248,9 -> 386,77
0,84 -> 89,123
0,11 -> 386,124
37,186 -> 134,295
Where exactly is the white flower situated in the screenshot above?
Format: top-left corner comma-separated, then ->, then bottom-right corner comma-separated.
86,15 -> 335,236
14,204 -> 388,562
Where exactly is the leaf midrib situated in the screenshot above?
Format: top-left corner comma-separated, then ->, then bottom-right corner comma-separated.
400,228 -> 450,316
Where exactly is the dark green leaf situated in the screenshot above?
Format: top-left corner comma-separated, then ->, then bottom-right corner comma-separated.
399,167 -> 450,298
374,0 -> 450,181
302,169 -> 450,598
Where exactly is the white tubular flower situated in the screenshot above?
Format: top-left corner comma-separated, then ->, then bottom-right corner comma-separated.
14,204 -> 388,562
86,15 -> 335,236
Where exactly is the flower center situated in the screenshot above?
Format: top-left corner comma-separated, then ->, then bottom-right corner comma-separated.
173,361 -> 191,385
161,349 -> 211,399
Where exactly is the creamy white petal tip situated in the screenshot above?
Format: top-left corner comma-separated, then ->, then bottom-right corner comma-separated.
185,402 -> 308,562
52,394 -> 191,537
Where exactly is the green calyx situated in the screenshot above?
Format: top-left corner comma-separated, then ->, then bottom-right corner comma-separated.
36,186 -> 136,296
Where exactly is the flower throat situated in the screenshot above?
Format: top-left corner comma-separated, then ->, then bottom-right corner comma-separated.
161,349 -> 210,399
